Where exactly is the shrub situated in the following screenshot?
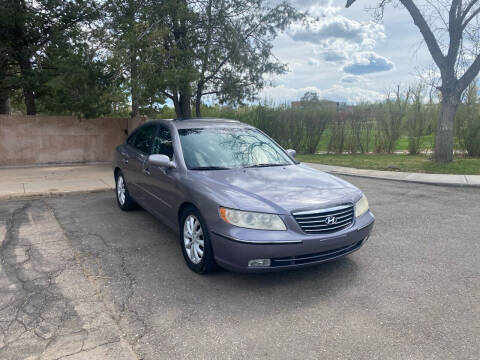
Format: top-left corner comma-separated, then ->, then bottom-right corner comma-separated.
455,83 -> 480,157
406,85 -> 429,155
328,113 -> 347,154
377,86 -> 410,153
348,103 -> 374,153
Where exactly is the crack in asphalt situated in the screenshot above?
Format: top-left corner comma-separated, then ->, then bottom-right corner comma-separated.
0,200 -> 138,360
45,201 -> 146,359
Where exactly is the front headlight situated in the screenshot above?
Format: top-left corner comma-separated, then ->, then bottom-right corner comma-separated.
219,207 -> 287,231
355,194 -> 369,217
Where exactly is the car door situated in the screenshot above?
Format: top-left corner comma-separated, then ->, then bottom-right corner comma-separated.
142,125 -> 181,224
126,124 -> 157,203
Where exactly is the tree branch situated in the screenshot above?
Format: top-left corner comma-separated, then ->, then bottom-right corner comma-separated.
201,90 -> 220,96
462,0 -> 479,19
463,7 -> 480,28
457,54 -> 480,91
162,90 -> 175,100
399,0 -> 446,69
447,0 -> 463,63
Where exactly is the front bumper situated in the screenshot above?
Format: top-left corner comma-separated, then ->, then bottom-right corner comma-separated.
210,211 -> 375,273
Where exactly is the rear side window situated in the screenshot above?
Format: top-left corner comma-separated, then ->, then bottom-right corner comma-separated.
126,132 -> 136,146
130,125 -> 157,154
152,126 -> 174,159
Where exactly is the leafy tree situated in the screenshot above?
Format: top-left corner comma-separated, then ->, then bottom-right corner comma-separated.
142,0 -> 301,118
346,0 -> 480,162
0,0 -> 98,114
150,0 -> 198,118
0,48 -> 13,114
455,81 -> 480,156
102,0 -> 158,118
38,44 -> 129,118
191,0 -> 302,117
300,91 -> 321,105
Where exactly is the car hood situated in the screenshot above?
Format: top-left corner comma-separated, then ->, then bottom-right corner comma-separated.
190,163 -> 362,214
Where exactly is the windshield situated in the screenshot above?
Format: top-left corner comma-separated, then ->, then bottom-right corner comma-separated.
178,127 -> 295,170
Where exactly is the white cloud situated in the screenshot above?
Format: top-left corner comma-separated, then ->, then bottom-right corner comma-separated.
286,6 -> 392,77
341,74 -> 367,84
288,9 -> 386,49
258,0 -> 432,104
307,57 -> 322,67
318,84 -> 384,103
260,84 -> 384,104
320,49 -> 347,62
343,51 -> 394,74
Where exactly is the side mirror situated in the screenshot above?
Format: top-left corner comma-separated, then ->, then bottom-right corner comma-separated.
148,154 -> 176,169
286,149 -> 296,158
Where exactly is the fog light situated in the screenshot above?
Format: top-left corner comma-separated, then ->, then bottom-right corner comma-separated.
248,259 -> 271,267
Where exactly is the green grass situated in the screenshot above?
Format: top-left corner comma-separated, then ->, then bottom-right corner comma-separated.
297,154 -> 480,175
316,133 -> 435,153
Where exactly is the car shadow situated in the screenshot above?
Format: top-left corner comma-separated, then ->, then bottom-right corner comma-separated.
208,256 -> 360,297
49,192 -> 364,311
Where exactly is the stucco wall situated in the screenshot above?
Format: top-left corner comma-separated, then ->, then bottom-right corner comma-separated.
0,115 -> 133,166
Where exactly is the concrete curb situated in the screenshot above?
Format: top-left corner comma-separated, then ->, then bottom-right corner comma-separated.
0,164 -> 115,201
0,188 -> 112,201
1,163 -> 478,201
305,163 -> 480,188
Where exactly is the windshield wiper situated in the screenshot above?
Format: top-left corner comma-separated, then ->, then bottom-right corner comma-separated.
243,163 -> 289,168
190,166 -> 232,170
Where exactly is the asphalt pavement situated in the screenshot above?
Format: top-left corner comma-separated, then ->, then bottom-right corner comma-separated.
0,177 -> 479,359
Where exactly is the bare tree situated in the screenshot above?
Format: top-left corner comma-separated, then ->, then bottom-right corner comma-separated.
346,0 -> 480,162
407,84 -> 429,154
380,85 -> 410,153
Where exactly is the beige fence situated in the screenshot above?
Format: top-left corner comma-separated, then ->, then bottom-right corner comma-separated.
0,115 -> 144,166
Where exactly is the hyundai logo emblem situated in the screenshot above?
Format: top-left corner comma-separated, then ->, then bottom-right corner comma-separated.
325,216 -> 336,225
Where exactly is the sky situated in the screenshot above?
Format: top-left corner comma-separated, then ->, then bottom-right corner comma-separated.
259,0 -> 434,104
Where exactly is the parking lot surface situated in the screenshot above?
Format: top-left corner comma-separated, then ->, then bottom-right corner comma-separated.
0,177 -> 479,359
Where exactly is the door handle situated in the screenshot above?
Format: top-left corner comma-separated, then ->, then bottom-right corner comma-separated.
143,167 -> 151,175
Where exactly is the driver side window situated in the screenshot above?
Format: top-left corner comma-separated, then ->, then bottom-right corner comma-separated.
152,126 -> 174,159
130,125 -> 156,154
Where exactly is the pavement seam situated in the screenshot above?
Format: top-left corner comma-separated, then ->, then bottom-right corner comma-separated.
44,202 -> 142,360
99,179 -> 113,189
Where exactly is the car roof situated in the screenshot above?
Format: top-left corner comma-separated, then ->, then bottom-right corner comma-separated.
147,118 -> 250,129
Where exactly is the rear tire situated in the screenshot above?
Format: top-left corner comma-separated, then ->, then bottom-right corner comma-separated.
115,171 -> 139,211
180,206 -> 217,274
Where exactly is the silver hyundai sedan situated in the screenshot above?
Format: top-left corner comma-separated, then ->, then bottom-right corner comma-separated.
113,118 -> 374,274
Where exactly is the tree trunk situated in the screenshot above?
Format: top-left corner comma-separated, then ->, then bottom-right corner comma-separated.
434,93 -> 459,163
195,84 -> 203,117
173,93 -> 192,119
23,88 -> 36,115
130,49 -> 139,118
172,94 -> 180,118
17,55 -> 36,115
179,94 -> 192,119
0,91 -> 10,114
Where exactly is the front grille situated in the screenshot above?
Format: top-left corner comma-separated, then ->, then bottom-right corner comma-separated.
293,204 -> 354,234
271,240 -> 363,267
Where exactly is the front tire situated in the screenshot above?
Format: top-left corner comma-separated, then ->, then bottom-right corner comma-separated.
115,171 -> 138,211
180,206 -> 216,274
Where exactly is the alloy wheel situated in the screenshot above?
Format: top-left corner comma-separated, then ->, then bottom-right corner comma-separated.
183,215 -> 205,264
117,175 -> 126,205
